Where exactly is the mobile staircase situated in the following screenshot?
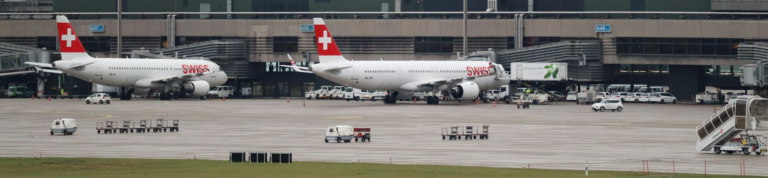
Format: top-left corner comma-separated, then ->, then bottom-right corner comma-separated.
696,96 -> 768,154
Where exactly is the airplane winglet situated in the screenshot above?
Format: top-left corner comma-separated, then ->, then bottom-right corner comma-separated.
279,54 -> 312,73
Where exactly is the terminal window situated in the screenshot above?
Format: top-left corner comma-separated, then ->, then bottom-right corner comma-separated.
506,37 -> 515,49
273,37 -> 299,52
524,37 -> 559,47
37,37 -> 57,50
79,37 -> 111,53
617,37 -> 742,56
414,37 -> 453,53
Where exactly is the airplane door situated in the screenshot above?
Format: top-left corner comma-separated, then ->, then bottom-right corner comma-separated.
397,67 -> 402,79
352,68 -> 359,80
95,62 -> 103,76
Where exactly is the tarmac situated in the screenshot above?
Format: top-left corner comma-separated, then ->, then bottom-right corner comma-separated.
0,98 -> 766,176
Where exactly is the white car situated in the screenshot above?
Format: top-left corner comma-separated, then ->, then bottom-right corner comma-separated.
625,92 -> 644,103
592,99 -> 624,112
611,92 -> 630,102
650,92 -> 677,104
566,91 -> 577,101
371,90 -> 386,101
85,93 -> 111,104
637,93 -> 651,103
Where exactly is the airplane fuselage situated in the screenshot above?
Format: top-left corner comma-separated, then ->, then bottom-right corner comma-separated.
53,58 -> 227,88
312,60 -> 507,92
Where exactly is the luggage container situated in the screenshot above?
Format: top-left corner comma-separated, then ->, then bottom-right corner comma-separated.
441,126 -> 464,140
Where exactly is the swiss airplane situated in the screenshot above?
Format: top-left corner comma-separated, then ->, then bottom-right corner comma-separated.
26,15 -> 227,100
283,18 -> 509,105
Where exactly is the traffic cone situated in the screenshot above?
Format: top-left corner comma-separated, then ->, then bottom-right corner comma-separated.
493,101 -> 496,107
287,97 -> 290,103
303,101 -> 306,106
150,95 -> 153,100
31,95 -> 34,100
223,96 -> 225,101
48,96 -> 51,101
475,97 -> 478,105
414,98 -> 417,103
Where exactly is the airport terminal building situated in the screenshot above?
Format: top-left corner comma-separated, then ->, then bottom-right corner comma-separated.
1,0 -> 767,99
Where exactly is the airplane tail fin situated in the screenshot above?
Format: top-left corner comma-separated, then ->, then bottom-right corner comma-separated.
279,54 -> 312,73
313,18 -> 348,63
56,15 -> 92,60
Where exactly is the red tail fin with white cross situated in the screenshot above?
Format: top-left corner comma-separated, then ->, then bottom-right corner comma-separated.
313,18 -> 348,63
56,15 -> 92,60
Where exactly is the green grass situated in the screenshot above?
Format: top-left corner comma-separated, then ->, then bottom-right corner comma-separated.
0,158 -> 760,178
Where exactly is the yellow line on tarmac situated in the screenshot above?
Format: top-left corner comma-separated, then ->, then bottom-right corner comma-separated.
326,116 -> 364,119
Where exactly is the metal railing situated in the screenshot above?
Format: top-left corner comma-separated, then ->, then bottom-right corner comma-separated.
2,11 -> 768,20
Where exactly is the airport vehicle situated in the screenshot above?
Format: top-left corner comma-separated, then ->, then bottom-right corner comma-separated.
696,91 -> 725,104
548,91 -> 565,101
345,88 -> 361,101
478,125 -> 490,139
441,126 -> 464,140
332,86 -> 346,100
240,87 -> 252,98
529,91 -> 549,105
325,125 -> 354,143
607,84 -> 632,93
697,96 -> 768,155
353,128 -> 371,142
308,85 -> 333,99
359,90 -> 374,101
632,84 -> 648,92
577,91 -> 596,105
650,92 -> 677,104
713,136 -> 766,155
566,91 -> 577,101
594,92 -> 611,102
51,118 -> 76,135
85,93 -> 111,104
637,93 -> 651,103
281,18 -> 508,105
592,99 -> 623,112
371,90 -> 386,101
413,92 -> 427,101
25,16 -> 227,100
135,120 -> 149,133
118,120 -> 132,133
208,86 -> 234,98
6,86 -> 33,98
515,94 -> 532,109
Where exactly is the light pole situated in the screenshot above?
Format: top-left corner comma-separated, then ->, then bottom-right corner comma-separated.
462,0 -> 467,56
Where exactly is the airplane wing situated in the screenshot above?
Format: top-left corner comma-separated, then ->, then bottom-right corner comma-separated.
25,62 -> 53,68
69,61 -> 94,68
135,71 -> 214,85
39,68 -> 63,74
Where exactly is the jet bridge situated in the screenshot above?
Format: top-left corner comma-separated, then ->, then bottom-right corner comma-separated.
696,96 -> 768,152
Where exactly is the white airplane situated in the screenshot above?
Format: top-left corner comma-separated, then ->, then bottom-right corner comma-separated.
25,15 -> 227,100
283,18 -> 509,105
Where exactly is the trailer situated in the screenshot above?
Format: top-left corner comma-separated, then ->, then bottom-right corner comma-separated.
353,128 -> 370,142
478,125 -> 490,139
134,120 -> 149,133
96,121 -> 116,134
441,126 -> 464,140
515,94 -> 531,109
151,119 -> 168,132
118,120 -> 132,133
464,126 -> 477,140
169,119 -> 180,132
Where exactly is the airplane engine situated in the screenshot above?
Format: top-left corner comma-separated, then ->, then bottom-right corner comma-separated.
450,81 -> 481,100
182,81 -> 210,96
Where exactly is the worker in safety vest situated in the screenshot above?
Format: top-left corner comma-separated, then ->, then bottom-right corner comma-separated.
742,139 -> 747,145
526,88 -> 531,94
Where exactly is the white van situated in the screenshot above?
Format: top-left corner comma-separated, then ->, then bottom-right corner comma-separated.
345,88 -> 361,101
325,125 -> 354,143
208,86 -> 234,98
51,118 -> 77,135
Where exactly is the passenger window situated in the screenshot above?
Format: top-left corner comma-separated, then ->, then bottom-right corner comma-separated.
55,121 -> 60,125
329,128 -> 334,132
